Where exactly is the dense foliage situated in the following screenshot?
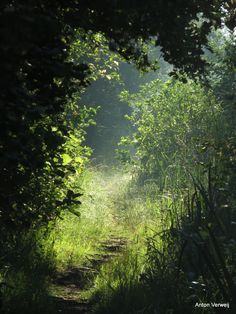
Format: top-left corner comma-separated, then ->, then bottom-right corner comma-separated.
118,30 -> 236,313
120,78 -> 222,184
1,0 -> 236,312
0,0 -> 231,234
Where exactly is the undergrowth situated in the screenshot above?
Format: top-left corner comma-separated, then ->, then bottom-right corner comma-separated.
0,228 -> 55,314
50,166 -> 166,311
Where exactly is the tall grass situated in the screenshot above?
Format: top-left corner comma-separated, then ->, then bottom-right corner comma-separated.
91,247 -> 148,314
51,166 -> 136,270
50,165 -> 170,312
0,228 -> 55,314
88,75 -> 236,313
88,168 -> 235,313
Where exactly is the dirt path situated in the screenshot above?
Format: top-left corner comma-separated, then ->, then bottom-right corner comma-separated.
50,236 -> 127,314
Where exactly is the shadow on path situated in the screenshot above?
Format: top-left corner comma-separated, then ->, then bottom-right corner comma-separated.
50,236 -> 127,313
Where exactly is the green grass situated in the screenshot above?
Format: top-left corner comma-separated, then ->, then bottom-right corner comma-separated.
0,228 -> 55,314
51,166 -> 134,269
50,165 -> 183,312
91,246 -> 147,314
51,165 -> 231,314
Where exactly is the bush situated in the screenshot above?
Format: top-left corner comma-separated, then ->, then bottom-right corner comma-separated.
120,77 -> 222,187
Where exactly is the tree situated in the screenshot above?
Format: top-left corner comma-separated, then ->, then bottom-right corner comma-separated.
0,0 -> 231,231
0,1 -> 234,311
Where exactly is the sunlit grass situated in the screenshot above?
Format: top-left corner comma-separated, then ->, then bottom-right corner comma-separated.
50,165 -> 188,313
51,166 -> 140,270
91,244 -> 147,314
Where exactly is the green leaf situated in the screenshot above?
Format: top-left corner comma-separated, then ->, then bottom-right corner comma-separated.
62,153 -> 72,165
75,156 -> 83,163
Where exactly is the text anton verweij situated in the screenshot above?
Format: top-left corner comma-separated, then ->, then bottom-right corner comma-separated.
195,302 -> 230,309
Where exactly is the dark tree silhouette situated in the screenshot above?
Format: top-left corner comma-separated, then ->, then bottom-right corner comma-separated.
0,0 -> 232,230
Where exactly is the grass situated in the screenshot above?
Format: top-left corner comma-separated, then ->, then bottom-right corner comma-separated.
2,163 -> 233,314
0,228 -> 55,314
51,165 -> 166,270
86,179 -> 190,314
91,247 -> 147,314
48,163 -> 236,314
49,165 -> 167,311
51,166 -> 133,270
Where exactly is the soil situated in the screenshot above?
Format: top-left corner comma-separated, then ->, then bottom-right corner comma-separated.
50,236 -> 127,313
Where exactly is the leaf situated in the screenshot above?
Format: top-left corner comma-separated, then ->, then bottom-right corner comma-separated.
62,153 -> 72,165
75,156 -> 83,163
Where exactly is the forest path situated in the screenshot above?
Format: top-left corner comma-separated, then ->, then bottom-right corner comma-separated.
50,235 -> 128,313
49,168 -> 133,313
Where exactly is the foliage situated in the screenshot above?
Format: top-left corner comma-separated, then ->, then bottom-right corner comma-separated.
0,0 -> 231,232
0,0 -> 230,240
0,1 -> 235,312
0,228 -> 55,314
0,2 -> 88,235
120,78 -> 222,185
204,28 -> 236,110
71,0 -> 227,73
116,51 -> 236,311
